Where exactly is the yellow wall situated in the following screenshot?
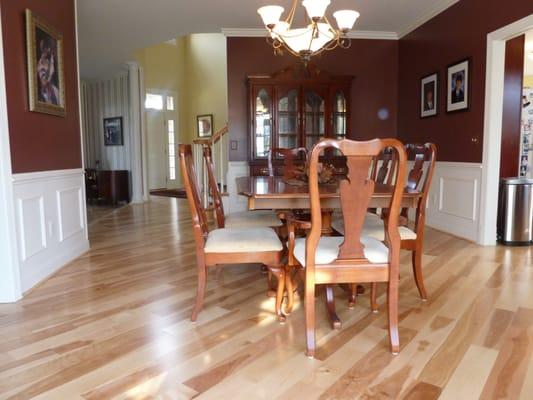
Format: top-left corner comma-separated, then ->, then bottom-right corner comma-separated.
183,34 -> 228,141
525,75 -> 533,87
134,34 -> 228,144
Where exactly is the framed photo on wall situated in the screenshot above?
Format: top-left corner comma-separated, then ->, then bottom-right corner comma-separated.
103,117 -> 123,146
447,58 -> 470,112
420,72 -> 438,118
197,114 -> 213,137
25,9 -> 66,117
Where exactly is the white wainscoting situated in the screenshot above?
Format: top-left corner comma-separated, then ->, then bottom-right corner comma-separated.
12,169 -> 89,293
226,161 -> 249,213
424,162 -> 483,242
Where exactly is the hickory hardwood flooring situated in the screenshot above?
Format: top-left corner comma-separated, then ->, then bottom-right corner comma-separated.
1,196 -> 532,399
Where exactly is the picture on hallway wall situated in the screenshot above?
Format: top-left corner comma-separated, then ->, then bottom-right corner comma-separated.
197,114 -> 213,137
104,117 -> 124,146
446,59 -> 470,112
25,9 -> 66,117
420,72 -> 438,118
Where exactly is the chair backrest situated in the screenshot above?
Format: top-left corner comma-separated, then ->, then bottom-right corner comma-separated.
179,144 -> 209,249
403,143 -> 437,227
306,138 -> 407,266
202,145 -> 225,228
268,147 -> 308,179
370,148 -> 397,185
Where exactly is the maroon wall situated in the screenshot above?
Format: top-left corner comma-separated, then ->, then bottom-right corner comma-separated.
1,0 -> 82,173
398,0 -> 533,163
227,37 -> 399,161
500,35 -> 525,177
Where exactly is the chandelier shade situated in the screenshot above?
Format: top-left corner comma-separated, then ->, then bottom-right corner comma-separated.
302,0 -> 330,20
333,10 -> 360,32
257,6 -> 285,28
258,0 -> 360,62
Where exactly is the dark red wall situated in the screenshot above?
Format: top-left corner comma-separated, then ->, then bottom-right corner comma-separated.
500,35 -> 524,177
227,37 -> 399,161
1,0 -> 82,173
398,0 -> 533,163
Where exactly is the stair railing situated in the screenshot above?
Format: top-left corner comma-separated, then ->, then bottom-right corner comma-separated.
192,125 -> 229,208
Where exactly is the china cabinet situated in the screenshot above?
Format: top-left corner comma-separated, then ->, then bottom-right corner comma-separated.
248,65 -> 352,176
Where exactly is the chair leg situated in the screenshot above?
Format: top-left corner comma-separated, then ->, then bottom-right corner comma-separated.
370,283 -> 378,313
412,247 -> 428,301
305,278 -> 316,358
191,262 -> 207,322
388,280 -> 400,355
269,266 -> 286,323
325,286 -> 342,330
285,266 -> 295,315
348,284 -> 357,308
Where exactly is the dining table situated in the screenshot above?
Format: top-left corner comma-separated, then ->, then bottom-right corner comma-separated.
236,175 -> 423,328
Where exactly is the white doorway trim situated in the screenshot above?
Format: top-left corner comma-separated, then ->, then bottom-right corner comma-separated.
479,14 -> 533,246
0,6 -> 22,302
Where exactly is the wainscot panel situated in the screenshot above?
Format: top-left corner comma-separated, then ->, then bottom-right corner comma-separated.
12,168 -> 89,292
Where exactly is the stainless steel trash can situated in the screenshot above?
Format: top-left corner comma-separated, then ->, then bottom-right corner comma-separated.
497,178 -> 533,245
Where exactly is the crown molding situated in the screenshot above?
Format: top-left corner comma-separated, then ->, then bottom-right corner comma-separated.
221,28 -> 398,40
397,0 -> 461,38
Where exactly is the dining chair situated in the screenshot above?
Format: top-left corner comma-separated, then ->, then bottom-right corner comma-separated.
180,144 -> 287,322
332,143 -> 437,300
268,147 -> 308,179
288,138 -> 407,358
203,145 -> 283,230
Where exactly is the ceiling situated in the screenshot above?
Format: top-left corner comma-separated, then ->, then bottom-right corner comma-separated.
77,0 -> 461,80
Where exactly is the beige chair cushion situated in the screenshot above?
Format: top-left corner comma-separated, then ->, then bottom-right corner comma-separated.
332,213 -> 417,241
205,227 -> 283,253
224,210 -> 283,228
293,235 -> 389,266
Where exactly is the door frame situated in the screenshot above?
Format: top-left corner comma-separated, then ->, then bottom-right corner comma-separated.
479,14 -> 533,245
144,88 -> 179,189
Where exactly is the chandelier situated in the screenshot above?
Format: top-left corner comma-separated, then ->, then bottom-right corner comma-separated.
258,0 -> 360,63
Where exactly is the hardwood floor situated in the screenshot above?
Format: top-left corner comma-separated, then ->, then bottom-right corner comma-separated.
1,196 -> 532,399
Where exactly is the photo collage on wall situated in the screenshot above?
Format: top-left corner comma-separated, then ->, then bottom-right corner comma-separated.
520,87 -> 533,177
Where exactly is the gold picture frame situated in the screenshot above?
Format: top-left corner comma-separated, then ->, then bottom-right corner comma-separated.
25,9 -> 66,117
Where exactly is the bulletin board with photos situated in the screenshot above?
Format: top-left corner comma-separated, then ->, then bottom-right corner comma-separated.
521,87 -> 533,178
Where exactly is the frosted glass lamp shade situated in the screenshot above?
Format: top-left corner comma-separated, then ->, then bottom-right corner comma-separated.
302,0 -> 330,20
258,6 -> 285,27
333,10 -> 359,31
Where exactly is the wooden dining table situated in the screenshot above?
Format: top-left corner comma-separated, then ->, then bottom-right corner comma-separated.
237,175 -> 423,327
237,175 -> 422,227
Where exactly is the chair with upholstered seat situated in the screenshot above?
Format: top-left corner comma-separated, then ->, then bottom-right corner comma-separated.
288,138 -> 407,358
332,143 -> 437,300
180,144 -> 287,322
202,145 -> 283,230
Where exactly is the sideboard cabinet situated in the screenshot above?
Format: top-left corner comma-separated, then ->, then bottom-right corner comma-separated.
248,64 -> 352,176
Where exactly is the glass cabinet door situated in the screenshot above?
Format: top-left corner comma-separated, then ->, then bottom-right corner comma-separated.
332,90 -> 347,140
304,88 -> 326,151
276,87 -> 300,150
253,87 -> 273,158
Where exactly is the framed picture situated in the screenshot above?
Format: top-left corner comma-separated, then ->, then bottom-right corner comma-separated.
103,117 -> 123,146
420,72 -> 438,118
25,9 -> 66,117
447,58 -> 470,112
197,114 -> 213,137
